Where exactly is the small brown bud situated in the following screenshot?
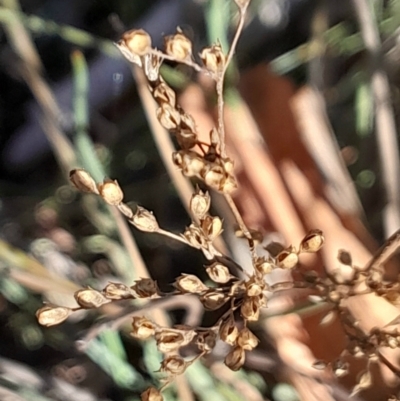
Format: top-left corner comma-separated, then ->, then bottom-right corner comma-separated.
276,246 -> 299,269
141,387 -> 163,401
241,296 -> 260,321
74,288 -> 109,308
103,282 -> 134,300
36,305 -> 71,327
200,44 -> 225,75
174,274 -> 208,293
131,316 -> 156,340
165,31 -> 192,61
160,355 -> 187,375
206,262 -> 233,284
201,215 -> 223,240
219,317 -> 238,346
300,229 -> 324,253
237,328 -> 259,351
224,346 -> 245,371
190,188 -> 211,219
153,81 -> 176,106
131,206 -> 159,232
156,103 -> 181,130
69,169 -> 98,194
131,278 -> 159,298
200,291 -> 229,310
245,276 -> 265,297
120,29 -> 152,56
196,330 -> 217,353
254,257 -> 273,275
98,178 -> 124,205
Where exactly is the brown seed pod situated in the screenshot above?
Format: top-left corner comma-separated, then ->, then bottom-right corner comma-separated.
224,345 -> 245,371
183,225 -> 206,249
200,291 -> 229,310
174,274 -> 208,294
201,216 -> 223,241
196,330 -> 217,353
299,229 -> 324,253
241,296 -> 260,321
153,81 -> 176,106
98,178 -> 124,205
200,44 -> 225,75
131,316 -> 156,340
141,387 -> 163,401
254,256 -> 274,275
131,278 -> 159,298
219,317 -> 239,346
69,169 -> 98,194
155,328 -> 196,353
120,29 -> 152,56
74,288 -> 109,309
245,276 -> 265,297
156,103 -> 181,130
165,31 -> 192,61
236,328 -> 259,351
220,175 -> 238,193
103,282 -> 134,300
36,305 -> 72,327
190,189 -> 211,219
131,206 -> 159,232
276,246 -> 299,269
160,355 -> 187,375
203,165 -> 225,189
206,262 -> 232,284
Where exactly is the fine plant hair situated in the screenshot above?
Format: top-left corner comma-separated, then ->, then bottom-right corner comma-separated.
34,1 -> 400,400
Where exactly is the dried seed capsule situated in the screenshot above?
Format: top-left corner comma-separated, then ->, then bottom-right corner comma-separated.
220,174 -> 238,193
241,296 -> 260,321
237,328 -> 259,351
200,44 -> 225,75
224,346 -> 245,371
155,330 -> 184,353
36,305 -> 71,327
160,355 -> 187,375
182,152 -> 205,177
203,165 -> 225,189
165,31 -> 192,61
276,246 -> 299,269
156,103 -> 181,130
131,206 -> 159,232
103,282 -> 134,300
120,29 -> 152,56
131,278 -> 159,298
245,276 -> 265,297
254,256 -> 273,275
141,387 -> 163,401
69,169 -> 98,194
131,316 -> 156,340
299,229 -> 324,253
74,288 -> 109,308
200,291 -> 229,310
201,215 -> 223,240
219,317 -> 238,346
190,188 -> 211,219
206,262 -> 232,284
183,225 -> 206,249
153,81 -> 176,106
174,274 -> 208,294
98,178 -> 124,205
176,129 -> 198,150
196,330 -> 217,353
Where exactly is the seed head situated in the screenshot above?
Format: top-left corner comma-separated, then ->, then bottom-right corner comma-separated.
300,229 -> 324,253
160,355 -> 187,375
203,165 -> 225,189
69,169 -> 98,194
190,188 -> 211,219
219,316 -> 238,346
241,296 -> 260,321
245,276 -> 265,297
206,262 -> 232,283
120,29 -> 152,56
196,330 -> 217,353
131,206 -> 159,232
98,178 -> 124,205
131,316 -> 156,340
254,256 -> 273,275
155,328 -> 195,353
200,291 -> 229,310
36,305 -> 71,327
183,224 -> 206,249
156,103 -> 181,130
103,282 -> 134,300
131,278 -> 159,298
74,288 -> 109,308
201,215 -> 223,240
224,346 -> 245,371
174,274 -> 208,294
276,246 -> 299,269
165,31 -> 192,61
200,44 -> 225,75
237,328 -> 259,350
141,387 -> 163,401
153,81 -> 176,106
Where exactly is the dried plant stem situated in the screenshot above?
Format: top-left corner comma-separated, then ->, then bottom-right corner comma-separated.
149,49 -> 204,73
157,228 -> 190,246
352,0 -> 400,237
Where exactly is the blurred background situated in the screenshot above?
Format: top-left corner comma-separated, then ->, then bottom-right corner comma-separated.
1,0 -> 400,400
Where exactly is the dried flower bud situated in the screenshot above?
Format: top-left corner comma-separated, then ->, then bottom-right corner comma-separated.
174,274 -> 208,293
165,31 -> 192,61
156,103 -> 181,130
245,276 -> 265,297
120,29 -> 152,56
203,165 -> 225,189
200,291 -> 229,310
237,328 -> 259,351
224,346 -> 245,371
131,278 -> 159,298
201,215 -> 223,240
299,229 -> 324,253
219,317 -> 238,346
206,262 -> 232,284
69,169 -> 98,194
254,257 -> 273,275
131,316 -> 156,340
104,282 -> 134,300
131,206 -> 159,232
36,305 -> 71,327
160,355 -> 187,375
200,44 -> 225,75
153,81 -> 176,106
74,288 -> 109,308
141,387 -> 163,401
190,189 -> 211,219
241,296 -> 260,321
276,246 -> 299,269
196,330 -> 217,353
98,178 -> 124,205
183,224 -> 206,249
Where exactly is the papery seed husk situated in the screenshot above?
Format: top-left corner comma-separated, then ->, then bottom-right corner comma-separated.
241,296 -> 260,321
206,262 -> 232,284
36,305 -> 71,326
183,153 -> 205,177
98,179 -> 124,205
74,288 -> 109,308
155,330 -> 185,353
131,316 -> 155,340
219,317 -> 238,346
141,387 -> 163,401
200,44 -> 225,74
121,29 -> 152,56
245,277 -> 265,297
104,282 -> 134,300
276,247 -> 299,269
183,225 -> 205,249
131,206 -> 159,232
176,129 -> 197,150
165,32 -> 192,61
174,274 -> 208,293
254,257 -> 273,275
153,81 -> 176,106
160,355 -> 187,375
156,103 -> 181,130
200,291 -> 229,310
237,328 -> 259,351
131,278 -> 159,298
300,229 -> 324,253
196,330 -> 217,353
224,346 -> 245,371
203,165 -> 225,188
69,169 -> 98,194
190,189 -> 211,219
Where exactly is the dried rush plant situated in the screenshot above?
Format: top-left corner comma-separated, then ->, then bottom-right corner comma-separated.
34,0 -> 400,399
